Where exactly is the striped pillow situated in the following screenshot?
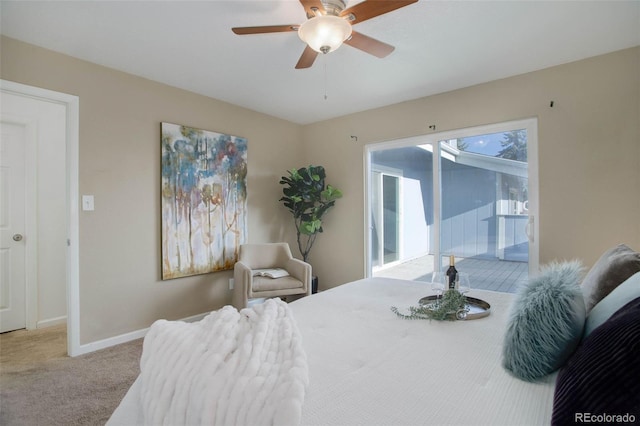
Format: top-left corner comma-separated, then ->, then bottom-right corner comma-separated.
552,297 -> 640,425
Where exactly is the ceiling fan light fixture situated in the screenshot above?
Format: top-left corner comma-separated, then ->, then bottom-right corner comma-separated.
298,15 -> 352,54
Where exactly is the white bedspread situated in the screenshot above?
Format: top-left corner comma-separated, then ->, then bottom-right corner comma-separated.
109,277 -> 555,426
292,278 -> 555,425
122,298 -> 308,426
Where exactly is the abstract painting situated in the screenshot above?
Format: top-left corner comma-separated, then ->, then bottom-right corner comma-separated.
161,122 -> 247,279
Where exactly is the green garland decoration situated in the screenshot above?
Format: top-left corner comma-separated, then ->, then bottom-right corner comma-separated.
391,290 -> 468,321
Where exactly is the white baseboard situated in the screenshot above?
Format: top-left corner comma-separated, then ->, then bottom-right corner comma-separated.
71,311 -> 210,357
37,316 -> 67,329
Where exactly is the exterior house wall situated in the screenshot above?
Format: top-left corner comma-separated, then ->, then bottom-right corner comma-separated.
372,147 -> 526,265
440,160 -> 498,259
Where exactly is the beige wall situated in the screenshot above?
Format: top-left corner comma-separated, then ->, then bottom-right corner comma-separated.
303,46 -> 640,289
1,36 -> 302,344
2,35 -> 639,345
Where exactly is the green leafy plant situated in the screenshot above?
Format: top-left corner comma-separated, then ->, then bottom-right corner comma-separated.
279,165 -> 343,262
391,290 -> 468,321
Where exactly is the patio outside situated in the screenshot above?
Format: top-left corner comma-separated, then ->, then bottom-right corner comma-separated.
373,255 -> 527,293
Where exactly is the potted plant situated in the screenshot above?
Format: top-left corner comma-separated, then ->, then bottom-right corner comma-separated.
279,165 -> 343,289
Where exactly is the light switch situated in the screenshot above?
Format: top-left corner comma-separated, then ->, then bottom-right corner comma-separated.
82,195 -> 95,211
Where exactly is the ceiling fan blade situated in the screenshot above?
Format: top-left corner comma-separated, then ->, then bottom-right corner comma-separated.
340,0 -> 418,25
232,25 -> 299,35
299,0 -> 326,18
345,31 -> 395,58
295,45 -> 319,69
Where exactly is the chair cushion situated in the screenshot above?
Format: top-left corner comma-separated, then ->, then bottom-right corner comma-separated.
252,276 -> 304,292
581,244 -> 640,314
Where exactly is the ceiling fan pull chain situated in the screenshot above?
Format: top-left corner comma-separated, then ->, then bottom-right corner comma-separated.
324,56 -> 328,100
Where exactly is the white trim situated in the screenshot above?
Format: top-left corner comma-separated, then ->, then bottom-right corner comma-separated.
24,117 -> 39,329
37,315 -> 67,329
0,80 -> 81,357
432,141 -> 442,272
526,120 -> 540,276
66,92 -> 80,357
363,152 -> 372,277
71,311 -> 210,356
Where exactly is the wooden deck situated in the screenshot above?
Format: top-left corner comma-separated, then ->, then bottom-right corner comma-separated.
373,255 -> 528,293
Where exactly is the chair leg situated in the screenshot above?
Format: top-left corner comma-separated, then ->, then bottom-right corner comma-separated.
284,294 -> 305,303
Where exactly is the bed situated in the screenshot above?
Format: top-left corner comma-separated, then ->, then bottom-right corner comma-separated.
285,277 -> 556,425
108,277 -> 557,425
109,244 -> 640,425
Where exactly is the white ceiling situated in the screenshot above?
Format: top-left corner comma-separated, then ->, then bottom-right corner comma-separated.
1,1 -> 639,125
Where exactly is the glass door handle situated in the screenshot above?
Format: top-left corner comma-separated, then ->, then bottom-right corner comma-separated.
525,216 -> 534,244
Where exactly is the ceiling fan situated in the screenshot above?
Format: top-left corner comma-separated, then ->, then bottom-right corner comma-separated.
232,0 -> 418,69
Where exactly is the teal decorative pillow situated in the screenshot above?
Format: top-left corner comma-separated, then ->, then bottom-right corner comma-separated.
583,271 -> 640,339
502,260 -> 586,381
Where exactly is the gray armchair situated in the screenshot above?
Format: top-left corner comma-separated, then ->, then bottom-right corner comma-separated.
232,243 -> 312,309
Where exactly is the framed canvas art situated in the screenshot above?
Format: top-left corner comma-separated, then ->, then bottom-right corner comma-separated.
161,122 -> 247,279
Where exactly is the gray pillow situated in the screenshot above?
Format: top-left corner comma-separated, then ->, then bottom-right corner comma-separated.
581,244 -> 640,314
502,260 -> 586,382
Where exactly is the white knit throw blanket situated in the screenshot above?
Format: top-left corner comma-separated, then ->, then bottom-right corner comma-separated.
138,299 -> 309,426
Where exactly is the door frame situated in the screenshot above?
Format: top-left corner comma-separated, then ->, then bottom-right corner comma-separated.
1,80 -> 80,357
364,118 -> 539,278
371,167 -> 404,270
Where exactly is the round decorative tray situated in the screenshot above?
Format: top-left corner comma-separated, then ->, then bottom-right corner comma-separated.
418,295 -> 491,320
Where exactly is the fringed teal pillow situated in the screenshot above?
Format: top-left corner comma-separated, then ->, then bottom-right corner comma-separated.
502,260 -> 586,382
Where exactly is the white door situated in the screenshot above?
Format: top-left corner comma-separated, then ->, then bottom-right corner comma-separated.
0,119 -> 27,332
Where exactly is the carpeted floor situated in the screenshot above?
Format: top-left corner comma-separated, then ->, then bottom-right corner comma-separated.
0,325 -> 142,425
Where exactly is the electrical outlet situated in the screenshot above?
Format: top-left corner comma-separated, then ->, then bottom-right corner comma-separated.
229,278 -> 234,290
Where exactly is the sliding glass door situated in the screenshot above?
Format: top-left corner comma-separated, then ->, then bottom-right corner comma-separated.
366,119 -> 538,293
